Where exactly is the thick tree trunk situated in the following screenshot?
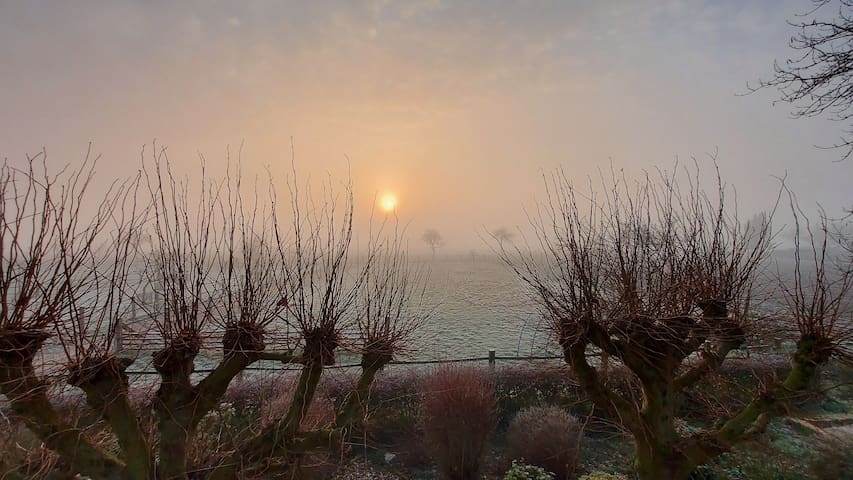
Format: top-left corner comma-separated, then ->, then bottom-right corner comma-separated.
71,357 -> 153,480
204,358 -> 384,480
282,361 -> 325,437
634,441 -> 681,480
639,336 -> 832,480
157,414 -> 194,480
334,360 -> 382,425
151,333 -> 292,479
632,377 -> 694,480
0,359 -> 125,479
153,343 -> 198,480
156,356 -> 262,479
106,396 -> 154,480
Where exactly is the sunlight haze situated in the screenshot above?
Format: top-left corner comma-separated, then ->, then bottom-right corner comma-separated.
2,0 -> 850,252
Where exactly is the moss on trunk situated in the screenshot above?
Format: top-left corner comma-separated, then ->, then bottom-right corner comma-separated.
0,357 -> 125,479
69,356 -> 153,480
563,327 -> 832,480
153,340 -> 199,480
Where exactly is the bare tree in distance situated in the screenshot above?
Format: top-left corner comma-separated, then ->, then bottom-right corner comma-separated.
751,0 -> 853,160
491,227 -> 515,246
498,163 -> 852,480
422,228 -> 444,257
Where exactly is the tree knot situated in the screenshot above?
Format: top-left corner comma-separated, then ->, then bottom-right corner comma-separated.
153,332 -> 201,375
67,355 -> 133,392
223,323 -> 266,358
0,329 -> 50,365
361,339 -> 394,370
303,325 -> 339,366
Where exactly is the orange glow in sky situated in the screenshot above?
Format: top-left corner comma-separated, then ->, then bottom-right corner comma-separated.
2,2 -> 850,252
380,193 -> 398,213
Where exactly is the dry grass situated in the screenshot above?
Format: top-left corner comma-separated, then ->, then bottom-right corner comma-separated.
421,366 -> 497,480
0,420 -> 58,479
808,430 -> 853,480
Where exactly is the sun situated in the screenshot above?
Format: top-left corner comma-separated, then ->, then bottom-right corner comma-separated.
379,193 -> 398,212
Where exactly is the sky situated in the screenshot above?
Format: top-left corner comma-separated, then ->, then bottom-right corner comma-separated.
1,0 -> 851,253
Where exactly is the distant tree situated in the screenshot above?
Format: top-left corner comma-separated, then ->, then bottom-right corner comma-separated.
500,165 -> 851,480
752,0 -> 853,159
422,228 -> 444,256
491,227 -> 515,246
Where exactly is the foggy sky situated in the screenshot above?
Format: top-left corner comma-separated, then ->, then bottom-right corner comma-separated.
2,0 -> 850,252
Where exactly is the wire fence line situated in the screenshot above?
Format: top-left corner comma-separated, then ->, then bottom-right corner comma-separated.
114,343 -> 771,377
34,345 -> 769,383
114,331 -> 768,378
69,316 -> 774,379
104,316 -> 570,377
109,342 -> 781,383
31,352 -> 563,384
120,351 -> 570,376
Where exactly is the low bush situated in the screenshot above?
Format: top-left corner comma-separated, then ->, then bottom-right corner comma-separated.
421,366 -> 497,480
504,460 -> 555,480
359,370 -> 422,446
494,364 -> 579,429
507,406 -> 583,480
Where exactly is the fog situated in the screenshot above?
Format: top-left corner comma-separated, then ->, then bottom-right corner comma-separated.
2,0 -> 850,253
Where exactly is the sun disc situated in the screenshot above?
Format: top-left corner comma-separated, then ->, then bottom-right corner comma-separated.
380,193 -> 397,212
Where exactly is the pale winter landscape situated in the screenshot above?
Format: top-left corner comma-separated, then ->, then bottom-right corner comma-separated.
1,1 -> 852,480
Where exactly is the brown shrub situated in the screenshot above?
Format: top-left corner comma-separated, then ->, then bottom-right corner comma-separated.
493,364 -> 582,428
809,431 -> 853,480
507,406 -> 583,480
421,366 -> 497,480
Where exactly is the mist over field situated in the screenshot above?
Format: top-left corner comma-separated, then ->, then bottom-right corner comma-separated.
2,0 -> 851,255
2,2 -> 852,480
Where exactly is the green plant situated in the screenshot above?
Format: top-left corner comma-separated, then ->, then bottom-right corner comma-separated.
505,460 -> 555,480
577,473 -> 628,480
507,406 -> 583,480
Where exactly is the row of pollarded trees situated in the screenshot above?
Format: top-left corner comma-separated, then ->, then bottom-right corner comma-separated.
0,148 -> 428,480
499,164 -> 852,480
2,148 -> 849,480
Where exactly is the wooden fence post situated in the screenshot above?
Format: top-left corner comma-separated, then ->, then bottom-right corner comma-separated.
113,315 -> 123,355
